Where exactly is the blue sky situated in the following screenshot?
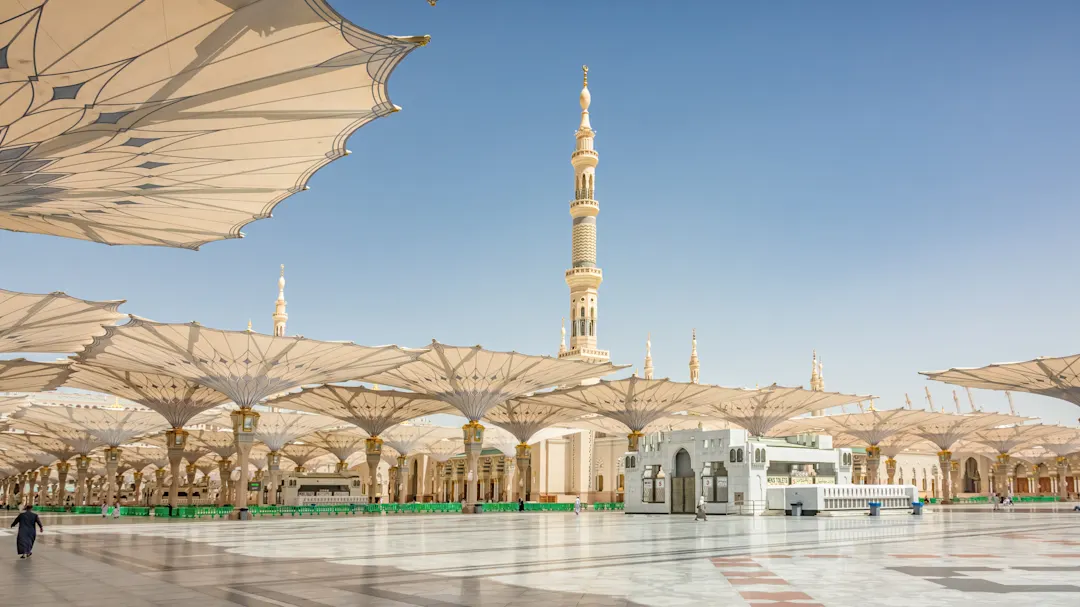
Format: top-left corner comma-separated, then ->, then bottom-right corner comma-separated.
4,1 -> 1080,425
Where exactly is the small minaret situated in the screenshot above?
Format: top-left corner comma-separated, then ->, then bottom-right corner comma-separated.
560,65 -> 609,363
273,264 -> 288,337
688,329 -> 700,384
643,334 -> 654,380
810,350 -> 825,416
559,318 -> 567,355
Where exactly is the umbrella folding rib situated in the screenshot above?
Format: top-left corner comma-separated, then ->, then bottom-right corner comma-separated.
0,1 -> 429,249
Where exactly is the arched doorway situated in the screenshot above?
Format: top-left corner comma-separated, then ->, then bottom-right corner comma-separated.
963,458 -> 980,494
1014,463 -> 1029,493
671,449 -> 695,514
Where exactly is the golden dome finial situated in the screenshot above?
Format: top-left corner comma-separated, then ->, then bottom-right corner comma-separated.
582,65 -> 589,87
247,319 -> 252,332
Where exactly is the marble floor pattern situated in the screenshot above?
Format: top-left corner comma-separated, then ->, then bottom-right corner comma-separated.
1,508 -> 1079,606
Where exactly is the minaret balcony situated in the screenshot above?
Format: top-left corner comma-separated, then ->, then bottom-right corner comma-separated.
571,149 -> 598,167
570,199 -> 599,215
565,267 -> 603,287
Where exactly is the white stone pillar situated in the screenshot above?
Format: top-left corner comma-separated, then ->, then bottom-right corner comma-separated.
217,460 -> 231,506
938,451 -> 953,504
365,438 -> 383,503
463,421 -> 484,512
516,444 -> 532,502
397,455 -> 409,504
104,447 -> 121,509
231,409 -> 259,512
36,466 -> 50,506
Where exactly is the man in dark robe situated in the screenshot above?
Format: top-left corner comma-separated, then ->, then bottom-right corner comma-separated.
10,504 -> 43,558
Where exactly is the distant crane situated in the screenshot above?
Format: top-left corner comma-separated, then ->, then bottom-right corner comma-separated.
905,393 -> 913,409
924,386 -> 936,412
952,390 -> 963,414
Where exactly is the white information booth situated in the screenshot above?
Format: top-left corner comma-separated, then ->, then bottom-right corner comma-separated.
625,428 -> 858,515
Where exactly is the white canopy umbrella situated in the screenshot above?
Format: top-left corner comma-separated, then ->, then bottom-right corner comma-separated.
0,289 -> 125,353
75,316 -> 420,510
0,359 -> 71,392
922,355 -> 1080,408
365,341 -> 625,511
0,0 -> 429,249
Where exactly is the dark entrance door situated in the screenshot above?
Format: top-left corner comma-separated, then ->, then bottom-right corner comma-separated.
671,449 -> 695,514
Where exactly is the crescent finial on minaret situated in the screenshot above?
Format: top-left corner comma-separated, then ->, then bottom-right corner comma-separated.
583,65 -> 588,86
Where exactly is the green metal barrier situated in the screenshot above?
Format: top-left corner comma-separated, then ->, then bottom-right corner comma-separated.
524,502 -> 574,512
592,502 -> 624,511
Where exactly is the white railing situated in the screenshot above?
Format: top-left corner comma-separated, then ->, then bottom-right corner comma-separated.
296,495 -> 368,506
767,484 -> 918,512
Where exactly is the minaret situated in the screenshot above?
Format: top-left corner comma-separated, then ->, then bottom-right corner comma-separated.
643,334 -> 654,380
688,329 -> 700,384
810,351 -> 824,416
560,65 -> 609,363
273,264 -> 287,337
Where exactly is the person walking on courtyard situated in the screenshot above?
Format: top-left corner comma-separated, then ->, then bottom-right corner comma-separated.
101,502 -> 108,518
10,504 -> 43,559
517,498 -> 524,512
112,501 -> 121,519
695,496 -> 708,521
574,496 -> 582,516
990,491 -> 999,511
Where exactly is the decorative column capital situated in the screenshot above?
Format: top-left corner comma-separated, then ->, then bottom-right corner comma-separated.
365,437 -> 383,455
462,421 -> 485,444
166,427 -> 189,450
231,408 -> 260,435
627,431 -> 644,452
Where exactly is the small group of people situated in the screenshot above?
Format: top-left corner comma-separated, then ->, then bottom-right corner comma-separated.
989,491 -> 1014,510
100,502 -> 122,518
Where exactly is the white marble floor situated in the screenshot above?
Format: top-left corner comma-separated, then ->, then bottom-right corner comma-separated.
2,509 -> 1080,606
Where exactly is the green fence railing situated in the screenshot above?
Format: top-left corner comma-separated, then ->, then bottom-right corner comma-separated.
920,494 -> 1062,503
524,502 -> 574,512
131,500 -> 611,519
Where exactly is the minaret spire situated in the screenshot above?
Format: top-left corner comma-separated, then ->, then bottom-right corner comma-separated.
560,64 -> 608,363
810,350 -> 826,416
643,333 -> 654,380
688,329 -> 700,384
273,264 -> 288,337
